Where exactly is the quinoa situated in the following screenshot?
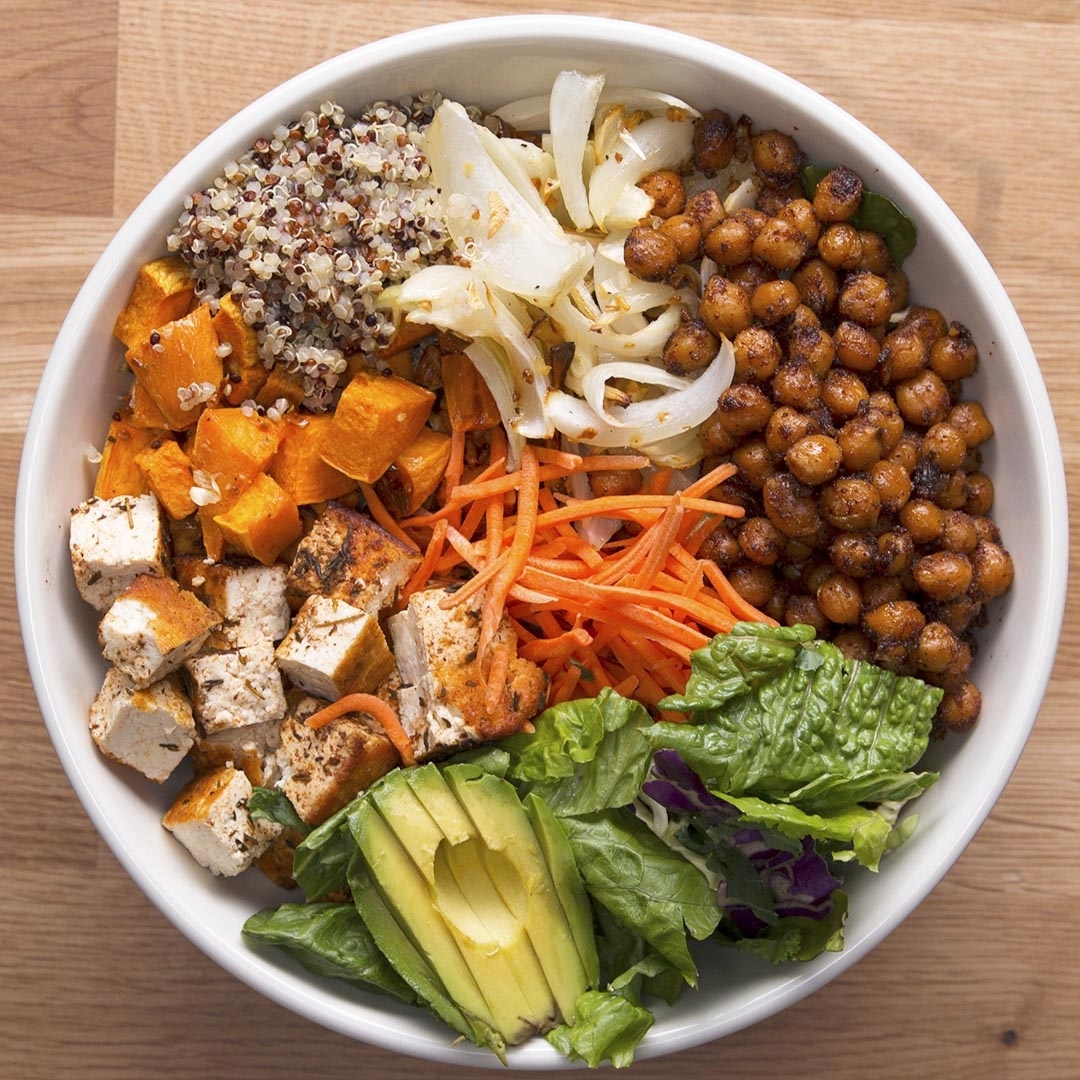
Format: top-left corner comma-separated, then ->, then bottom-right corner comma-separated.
167,94 -> 455,411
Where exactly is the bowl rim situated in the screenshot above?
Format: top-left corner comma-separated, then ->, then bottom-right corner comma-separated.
15,12 -> 1069,1068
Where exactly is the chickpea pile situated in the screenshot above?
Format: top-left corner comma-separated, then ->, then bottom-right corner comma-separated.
623,111 -> 1014,734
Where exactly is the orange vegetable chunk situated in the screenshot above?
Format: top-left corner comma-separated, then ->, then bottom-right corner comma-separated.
268,411 -> 357,506
320,368 -> 435,483
112,255 -> 196,351
136,439 -> 197,520
374,426 -> 453,516
213,472 -> 302,564
94,414 -> 166,499
212,293 -> 268,403
441,351 -> 501,432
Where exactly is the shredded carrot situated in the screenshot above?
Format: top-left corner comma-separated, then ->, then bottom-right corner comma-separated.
359,483 -> 421,553
305,693 -> 416,767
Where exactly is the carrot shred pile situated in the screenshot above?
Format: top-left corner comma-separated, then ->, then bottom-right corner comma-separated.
306,692 -> 417,767
399,447 -> 775,718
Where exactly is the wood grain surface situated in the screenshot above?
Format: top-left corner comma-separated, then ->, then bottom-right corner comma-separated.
3,3 -> 1078,1078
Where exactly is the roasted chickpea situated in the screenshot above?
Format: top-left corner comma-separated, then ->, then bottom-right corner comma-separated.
728,563 -> 778,607
751,129 -> 802,186
817,222 -> 863,269
970,514 -> 1002,545
623,225 -> 679,283
902,306 -> 949,346
875,529 -> 915,576
821,368 -> 869,420
971,539 -> 1014,601
940,509 -> 979,554
728,206 -> 770,238
837,417 -> 886,472
699,412 -> 741,456
733,326 -> 782,382
948,400 -> 994,447
856,230 -> 893,274
765,405 -> 819,456
693,109 -> 737,176
899,498 -> 944,543
879,324 -> 929,384
750,278 -> 801,324
772,359 -> 823,409
777,198 -> 822,245
752,217 -> 810,271
933,595 -> 982,636
731,439 -> 777,489
700,274 -> 754,338
888,431 -> 922,474
929,323 -> 979,380
698,522 -> 741,568
828,533 -> 878,577
937,682 -> 982,731
833,628 -> 874,661
703,217 -> 754,266
916,621 -> 961,673
812,165 -> 863,221
928,468 -> 971,511
920,422 -> 968,471
802,557 -> 837,594
821,477 -> 882,532
762,473 -> 827,541
912,551 -> 973,601
738,516 -> 786,566
756,179 -> 805,217
787,324 -> 836,376
659,213 -> 703,263
791,258 -> 839,317
869,459 -> 913,513
816,572 -> 863,624
838,271 -> 894,327
895,370 -> 951,427
963,472 -> 995,516
725,258 -> 773,293
685,187 -> 727,234
860,574 -> 906,612
588,468 -> 643,498
885,267 -> 910,312
863,599 -> 925,642
785,433 -> 843,486
714,383 -> 774,436
833,320 -> 881,372
784,592 -> 831,633
639,169 -> 686,218
662,317 -> 719,376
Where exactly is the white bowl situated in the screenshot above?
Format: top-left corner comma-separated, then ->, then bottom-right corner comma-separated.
16,13 -> 1067,1069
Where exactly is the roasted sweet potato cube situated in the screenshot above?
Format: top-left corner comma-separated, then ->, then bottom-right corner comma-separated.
320,368 -> 435,483
127,303 -> 223,430
374,426 -> 453,516
190,406 -> 282,502
253,364 -> 307,409
94,415 -> 167,499
127,379 -> 172,429
113,255 -> 196,351
213,472 -> 302,565
136,439 -> 197,520
213,294 -> 268,403
268,411 -> 357,506
441,351 -> 501,432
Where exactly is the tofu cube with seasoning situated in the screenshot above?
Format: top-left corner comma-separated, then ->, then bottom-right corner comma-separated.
162,764 -> 276,877
174,556 -> 291,647
284,503 -> 420,614
386,586 -> 549,762
274,594 -> 395,701
69,493 -> 170,611
274,694 -> 399,826
98,574 -> 222,688
88,667 -> 195,783
191,717 -> 281,787
184,639 -> 287,735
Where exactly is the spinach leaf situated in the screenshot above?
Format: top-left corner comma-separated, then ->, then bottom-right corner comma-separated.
249,786 -> 310,835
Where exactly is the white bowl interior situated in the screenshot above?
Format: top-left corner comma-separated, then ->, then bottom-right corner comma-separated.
16,14 -> 1067,1069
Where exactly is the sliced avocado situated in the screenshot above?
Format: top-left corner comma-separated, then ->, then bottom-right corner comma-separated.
443,764 -> 592,1025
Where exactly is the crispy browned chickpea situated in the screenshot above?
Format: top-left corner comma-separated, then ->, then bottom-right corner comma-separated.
970,514 -> 1002,545
777,198 -> 822,245
879,324 -> 929,384
940,510 -> 979,554
863,599 -> 925,642
738,516 -> 786,566
728,562 -> 778,607
704,217 -> 754,266
833,628 -> 874,661
929,323 -> 979,380
822,477 -> 882,532
765,405 -> 819,456
772,359 -> 823,409
699,412 -> 741,456
828,533 -> 878,577
929,469 -> 971,511
801,557 -> 836,595
816,572 -> 863,624
865,393 -> 905,451
698,521 -> 741,568
728,206 -> 770,238
733,326 -> 782,382
791,259 -> 839,317
838,271 -> 894,327
817,222 -> 863,270
920,422 -> 968,471
752,217 -> 810,271
903,306 -> 949,346
916,621 -> 961,673
821,368 -> 869,420
888,431 -> 922,474
750,278 -> 801,324
756,180 -> 805,217
725,259 -> 773,293
623,225 -> 679,283
751,129 -> 802,186
787,324 -> 836,376
861,574 -> 905,611
971,539 -> 1014,601
933,595 -> 982,635
660,214 -> 703,263
964,472 -> 995,516
662,317 -> 719,376
715,383 -> 774,436
885,267 -> 910,312
912,551 -> 973,601
589,468 -> 643,498
833,319 -> 881,372
856,230 -> 893,274
875,529 -> 915,576
731,439 -> 777,489
784,592 -> 831,633
785,433 -> 843,486
937,682 -> 982,731
948,400 -> 994,447
685,188 -> 727,234
700,274 -> 754,338
895,370 -> 951,427
763,589 -> 789,624
639,169 -> 686,218
837,417 -> 886,472
869,458 -> 913,513
762,473 -> 827,541
899,498 -> 944,543
693,109 -> 737,176
812,165 -> 863,222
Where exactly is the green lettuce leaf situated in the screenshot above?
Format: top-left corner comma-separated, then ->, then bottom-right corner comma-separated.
546,990 -> 655,1069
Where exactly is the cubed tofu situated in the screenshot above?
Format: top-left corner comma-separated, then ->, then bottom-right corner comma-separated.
174,556 -> 290,647
162,765 -> 276,877
184,639 -> 287,735
191,717 -> 281,787
386,587 -> 549,761
274,595 -> 395,701
69,493 -> 170,611
98,574 -> 222,688
285,503 -> 420,614
88,667 -> 195,783
275,694 -> 399,825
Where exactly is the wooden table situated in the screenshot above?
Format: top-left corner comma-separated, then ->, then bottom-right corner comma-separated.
3,3 -> 1077,1077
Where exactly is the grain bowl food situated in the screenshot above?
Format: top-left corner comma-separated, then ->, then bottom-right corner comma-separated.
16,15 -> 1066,1069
